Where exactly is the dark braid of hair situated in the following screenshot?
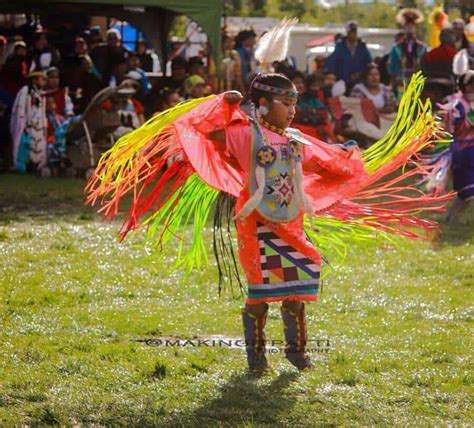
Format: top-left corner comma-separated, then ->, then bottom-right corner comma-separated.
249,73 -> 295,107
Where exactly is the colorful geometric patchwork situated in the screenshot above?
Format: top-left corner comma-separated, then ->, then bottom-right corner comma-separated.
247,223 -> 320,300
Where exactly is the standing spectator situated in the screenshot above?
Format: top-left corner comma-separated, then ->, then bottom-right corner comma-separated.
219,34 -> 243,92
68,54 -> 103,114
27,29 -> 60,72
422,28 -> 457,75
378,32 -> 404,85
90,28 -> 129,86
388,8 -> 426,98
44,67 -> 74,117
0,35 -> 7,72
136,39 -> 160,73
87,26 -> 103,51
350,64 -> 397,114
10,71 -> 48,174
2,41 -> 28,98
235,29 -> 256,84
452,19 -> 469,51
324,21 -> 372,90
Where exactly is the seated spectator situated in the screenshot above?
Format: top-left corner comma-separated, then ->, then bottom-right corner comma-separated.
350,63 -> 397,114
290,71 -> 336,143
101,80 -> 144,139
10,71 -> 49,174
45,67 -> 74,117
322,71 -> 337,102
27,29 -> 60,72
160,56 -> 188,96
2,41 -> 28,98
307,72 -> 328,104
153,87 -> 181,114
183,74 -> 205,99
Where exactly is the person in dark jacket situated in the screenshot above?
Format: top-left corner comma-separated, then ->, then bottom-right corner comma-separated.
324,21 -> 372,90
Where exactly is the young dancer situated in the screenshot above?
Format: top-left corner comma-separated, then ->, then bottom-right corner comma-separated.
86,20 -> 452,374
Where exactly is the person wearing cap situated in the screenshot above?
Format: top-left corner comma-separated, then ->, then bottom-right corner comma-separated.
324,21 -> 372,89
10,70 -> 49,174
388,8 -> 427,98
44,67 -> 74,117
183,74 -> 205,99
2,41 -> 28,98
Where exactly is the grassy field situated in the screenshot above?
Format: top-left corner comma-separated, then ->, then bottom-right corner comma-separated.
0,174 -> 473,426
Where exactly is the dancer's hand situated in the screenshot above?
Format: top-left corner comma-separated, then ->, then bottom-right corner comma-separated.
224,91 -> 243,105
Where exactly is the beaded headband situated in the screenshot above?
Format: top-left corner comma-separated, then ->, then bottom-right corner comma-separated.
252,81 -> 298,98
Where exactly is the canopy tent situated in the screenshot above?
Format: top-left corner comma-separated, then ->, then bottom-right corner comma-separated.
0,0 -> 223,63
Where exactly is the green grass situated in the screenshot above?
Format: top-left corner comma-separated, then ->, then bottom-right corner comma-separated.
0,174 -> 473,426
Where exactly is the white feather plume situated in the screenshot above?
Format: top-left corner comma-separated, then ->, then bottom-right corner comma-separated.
254,17 -> 298,66
453,49 -> 469,76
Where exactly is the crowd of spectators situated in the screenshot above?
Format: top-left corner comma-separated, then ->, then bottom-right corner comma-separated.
0,11 -> 472,176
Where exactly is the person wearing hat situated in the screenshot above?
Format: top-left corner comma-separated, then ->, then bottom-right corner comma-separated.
10,70 -> 49,174
2,41 -> 28,98
388,8 -> 427,98
183,74 -> 205,99
324,21 -> 372,90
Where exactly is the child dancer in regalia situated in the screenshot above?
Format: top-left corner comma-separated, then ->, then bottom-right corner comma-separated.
86,19 -> 452,374
445,47 -> 474,223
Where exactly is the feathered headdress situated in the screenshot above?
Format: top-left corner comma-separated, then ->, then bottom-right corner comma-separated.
396,8 -> 424,26
254,17 -> 298,69
452,49 -> 474,84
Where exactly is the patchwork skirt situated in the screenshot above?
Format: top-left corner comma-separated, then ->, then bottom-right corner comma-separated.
236,209 -> 321,305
